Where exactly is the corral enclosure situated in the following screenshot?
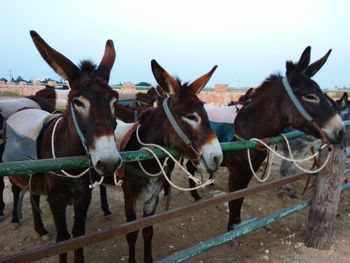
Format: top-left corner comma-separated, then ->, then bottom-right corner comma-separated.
0,85 -> 350,262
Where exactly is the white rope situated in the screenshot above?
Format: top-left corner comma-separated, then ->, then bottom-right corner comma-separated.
137,158 -> 169,177
114,171 -> 123,186
51,117 -> 90,178
247,135 -> 331,183
280,134 -> 330,174
247,144 -> 276,183
135,125 -> 214,191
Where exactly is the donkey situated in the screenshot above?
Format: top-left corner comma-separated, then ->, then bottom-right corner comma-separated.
277,92 -> 350,197
188,47 -> 344,231
3,31 -> 122,263
0,94 -> 55,221
109,60 -> 222,263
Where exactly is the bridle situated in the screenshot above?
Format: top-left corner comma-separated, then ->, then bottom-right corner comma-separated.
282,77 -> 328,142
162,97 -> 201,161
70,103 -> 89,153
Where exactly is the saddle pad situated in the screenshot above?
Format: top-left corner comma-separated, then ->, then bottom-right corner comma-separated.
3,109 -> 52,162
204,103 -> 241,124
210,121 -> 234,143
114,119 -> 138,151
0,98 -> 41,119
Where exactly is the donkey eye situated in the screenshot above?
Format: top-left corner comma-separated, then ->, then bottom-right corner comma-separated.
185,113 -> 199,122
73,98 -> 85,108
302,94 -> 320,104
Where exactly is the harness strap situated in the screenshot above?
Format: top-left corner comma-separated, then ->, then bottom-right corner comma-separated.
70,103 -> 88,152
162,98 -> 192,146
282,77 -> 313,123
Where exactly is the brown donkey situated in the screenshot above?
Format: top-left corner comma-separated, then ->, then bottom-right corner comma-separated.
111,60 -> 223,263
187,47 -> 345,231
4,31 -> 122,263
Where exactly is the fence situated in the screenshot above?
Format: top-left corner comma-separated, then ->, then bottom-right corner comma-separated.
0,127 -> 347,262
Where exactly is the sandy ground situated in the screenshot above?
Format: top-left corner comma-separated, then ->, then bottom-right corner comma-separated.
1,158 -> 350,263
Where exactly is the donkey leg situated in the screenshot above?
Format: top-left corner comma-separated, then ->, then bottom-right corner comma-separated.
11,184 -> 21,229
0,177 -> 4,221
227,165 -> 252,231
48,197 -> 70,263
99,185 -> 111,218
72,191 -> 92,263
125,195 -> 138,263
186,161 -> 202,201
30,194 -> 50,239
143,196 -> 159,263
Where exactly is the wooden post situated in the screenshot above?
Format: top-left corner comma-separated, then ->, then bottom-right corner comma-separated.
305,145 -> 346,249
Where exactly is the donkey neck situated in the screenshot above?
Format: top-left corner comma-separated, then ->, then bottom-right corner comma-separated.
51,108 -> 86,157
126,108 -> 167,151
235,83 -> 287,140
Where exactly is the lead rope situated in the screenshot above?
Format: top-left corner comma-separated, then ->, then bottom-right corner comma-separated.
50,117 -> 98,186
247,144 -> 276,183
135,125 -> 214,191
247,135 -> 330,183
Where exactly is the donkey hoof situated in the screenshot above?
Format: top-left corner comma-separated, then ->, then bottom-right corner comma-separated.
0,214 -> 4,222
11,222 -> 20,230
41,233 -> 52,241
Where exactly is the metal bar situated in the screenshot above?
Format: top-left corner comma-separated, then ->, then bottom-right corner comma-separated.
0,173 -> 310,263
157,182 -> 350,263
0,131 -> 304,177
157,200 -> 311,263
0,148 -> 179,177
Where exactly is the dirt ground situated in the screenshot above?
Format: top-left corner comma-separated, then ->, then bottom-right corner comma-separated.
1,158 -> 350,263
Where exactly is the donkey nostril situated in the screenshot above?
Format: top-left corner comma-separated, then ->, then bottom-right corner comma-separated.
96,160 -> 104,172
337,129 -> 344,143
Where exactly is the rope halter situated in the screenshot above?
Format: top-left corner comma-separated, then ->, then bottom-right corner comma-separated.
162,98 -> 201,160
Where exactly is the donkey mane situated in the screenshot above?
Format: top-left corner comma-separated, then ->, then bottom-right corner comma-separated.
79,60 -> 97,72
240,73 -> 282,103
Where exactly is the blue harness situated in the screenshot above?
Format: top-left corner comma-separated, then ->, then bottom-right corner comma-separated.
209,121 -> 234,143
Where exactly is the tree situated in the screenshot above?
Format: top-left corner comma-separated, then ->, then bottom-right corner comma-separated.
14,75 -> 25,83
136,81 -> 151,86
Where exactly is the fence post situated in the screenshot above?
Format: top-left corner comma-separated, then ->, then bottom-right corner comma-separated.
305,145 -> 346,249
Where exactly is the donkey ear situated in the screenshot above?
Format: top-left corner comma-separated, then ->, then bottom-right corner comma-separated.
324,93 -> 338,109
340,92 -> 349,107
295,46 -> 311,74
189,65 -> 218,94
97,40 -> 116,82
30,30 -> 80,82
305,49 -> 332,77
151,60 -> 180,95
285,61 -> 296,76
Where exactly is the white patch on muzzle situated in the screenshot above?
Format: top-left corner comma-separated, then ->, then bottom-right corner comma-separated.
90,135 -> 122,175
321,114 -> 345,143
198,137 -> 223,173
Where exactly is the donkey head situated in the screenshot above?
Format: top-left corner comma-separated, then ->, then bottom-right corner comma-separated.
30,30 -> 122,176
283,46 -> 345,144
151,60 -> 223,173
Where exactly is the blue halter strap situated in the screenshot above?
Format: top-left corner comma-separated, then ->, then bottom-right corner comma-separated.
282,77 -> 313,124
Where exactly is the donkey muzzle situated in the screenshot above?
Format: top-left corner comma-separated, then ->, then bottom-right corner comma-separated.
90,135 -> 122,176
199,137 -> 223,173
321,114 -> 345,144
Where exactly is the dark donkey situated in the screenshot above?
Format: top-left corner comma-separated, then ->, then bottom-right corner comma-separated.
4,31 -> 122,262
113,60 -> 222,263
189,47 -> 345,230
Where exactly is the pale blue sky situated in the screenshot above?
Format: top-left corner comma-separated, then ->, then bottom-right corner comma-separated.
0,0 -> 349,88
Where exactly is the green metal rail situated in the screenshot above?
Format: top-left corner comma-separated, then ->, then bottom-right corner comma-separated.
0,130 -> 305,177
157,182 -> 350,263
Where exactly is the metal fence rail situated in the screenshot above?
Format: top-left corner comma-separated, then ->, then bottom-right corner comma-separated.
0,130 -> 304,177
0,124 -> 348,262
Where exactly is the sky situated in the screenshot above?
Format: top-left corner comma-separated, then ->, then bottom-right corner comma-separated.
0,0 -> 349,89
